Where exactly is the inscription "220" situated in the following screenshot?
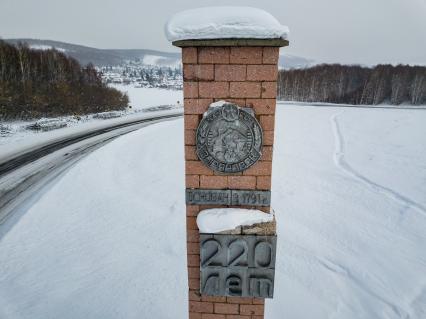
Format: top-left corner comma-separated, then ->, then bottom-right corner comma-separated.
200,234 -> 276,298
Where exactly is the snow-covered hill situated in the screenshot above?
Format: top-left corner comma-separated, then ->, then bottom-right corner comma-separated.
5,38 -> 314,69
0,104 -> 425,318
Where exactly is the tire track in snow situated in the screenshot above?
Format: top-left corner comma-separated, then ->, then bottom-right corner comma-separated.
330,111 -> 426,216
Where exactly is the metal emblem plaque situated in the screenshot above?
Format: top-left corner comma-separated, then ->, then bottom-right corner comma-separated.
200,234 -> 276,298
196,103 -> 263,173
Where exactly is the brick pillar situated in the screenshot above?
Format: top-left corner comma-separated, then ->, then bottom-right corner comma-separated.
175,38 -> 287,319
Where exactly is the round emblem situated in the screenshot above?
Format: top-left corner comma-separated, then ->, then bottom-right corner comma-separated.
196,103 -> 263,173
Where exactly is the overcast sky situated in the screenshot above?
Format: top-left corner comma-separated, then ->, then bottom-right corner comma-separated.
1,0 -> 425,65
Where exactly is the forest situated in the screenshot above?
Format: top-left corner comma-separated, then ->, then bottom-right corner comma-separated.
0,40 -> 128,120
278,64 -> 425,105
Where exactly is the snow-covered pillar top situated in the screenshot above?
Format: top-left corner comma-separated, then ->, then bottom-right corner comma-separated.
166,7 -> 288,319
165,6 -> 289,48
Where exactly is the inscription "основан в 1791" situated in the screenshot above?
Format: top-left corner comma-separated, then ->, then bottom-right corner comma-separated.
186,189 -> 270,206
200,234 -> 276,298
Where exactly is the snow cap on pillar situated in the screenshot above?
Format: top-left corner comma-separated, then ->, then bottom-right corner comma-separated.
165,6 -> 290,47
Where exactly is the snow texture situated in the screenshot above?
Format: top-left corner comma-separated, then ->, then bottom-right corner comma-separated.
109,85 -> 182,111
196,208 -> 274,233
203,100 -> 228,117
1,103 -> 426,318
165,7 -> 289,42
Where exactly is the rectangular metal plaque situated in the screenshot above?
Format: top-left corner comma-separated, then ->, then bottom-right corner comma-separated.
186,189 -> 230,205
200,234 -> 276,298
231,190 -> 271,206
186,189 -> 271,206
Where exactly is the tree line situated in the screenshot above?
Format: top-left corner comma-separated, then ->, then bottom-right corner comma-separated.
278,64 -> 425,105
0,40 -> 129,120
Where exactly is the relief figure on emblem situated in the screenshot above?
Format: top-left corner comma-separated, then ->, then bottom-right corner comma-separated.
196,103 -> 263,173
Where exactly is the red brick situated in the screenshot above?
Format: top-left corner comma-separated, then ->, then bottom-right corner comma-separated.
263,130 -> 274,145
186,174 -> 199,188
199,47 -> 230,64
243,161 -> 272,176
215,65 -> 246,81
199,82 -> 229,98
201,296 -> 227,303
263,47 -> 280,64
214,303 -> 239,314
189,278 -> 200,290
200,175 -> 228,189
247,65 -> 278,81
187,229 -> 200,243
188,266 -> 200,279
260,146 -> 273,161
187,254 -> 200,266
189,290 -> 201,301
199,204 -> 227,211
185,98 -> 214,114
252,298 -> 265,305
189,312 -> 202,319
256,176 -> 271,190
185,130 -> 196,145
187,242 -> 200,254
230,82 -> 261,98
257,206 -> 270,213
186,161 -> 213,175
246,99 -> 276,115
189,301 -> 214,313
185,146 -> 198,161
261,82 -> 277,98
183,47 -> 197,64
230,47 -> 262,64
184,82 -> 199,98
240,304 -> 264,316
226,297 -> 253,304
228,176 -> 256,189
184,64 -> 214,81
226,316 -> 251,319
186,216 -> 198,230
185,114 -> 200,130
186,206 -> 200,217
259,115 -> 275,130
202,314 -> 225,319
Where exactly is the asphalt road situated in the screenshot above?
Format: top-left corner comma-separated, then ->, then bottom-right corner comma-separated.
0,113 -> 182,226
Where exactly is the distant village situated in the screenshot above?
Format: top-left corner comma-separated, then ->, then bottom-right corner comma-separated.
97,59 -> 183,90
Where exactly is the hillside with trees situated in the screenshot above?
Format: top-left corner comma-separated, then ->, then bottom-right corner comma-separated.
0,40 -> 128,120
278,64 -> 426,105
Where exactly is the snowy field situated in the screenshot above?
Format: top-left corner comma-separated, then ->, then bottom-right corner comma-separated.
0,105 -> 426,319
110,84 -> 182,110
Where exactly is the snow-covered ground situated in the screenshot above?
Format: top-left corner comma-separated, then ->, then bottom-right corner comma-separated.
0,104 -> 425,319
109,84 -> 182,110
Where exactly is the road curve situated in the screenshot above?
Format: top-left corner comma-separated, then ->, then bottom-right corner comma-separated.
0,112 -> 182,226
0,113 -> 182,178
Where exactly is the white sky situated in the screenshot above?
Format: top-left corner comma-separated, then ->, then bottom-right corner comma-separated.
1,0 -> 425,65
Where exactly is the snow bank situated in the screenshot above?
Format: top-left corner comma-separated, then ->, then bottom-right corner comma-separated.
197,208 -> 274,233
165,7 -> 289,42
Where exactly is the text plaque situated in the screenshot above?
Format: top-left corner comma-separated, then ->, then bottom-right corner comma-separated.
186,189 -> 271,206
200,234 -> 276,298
